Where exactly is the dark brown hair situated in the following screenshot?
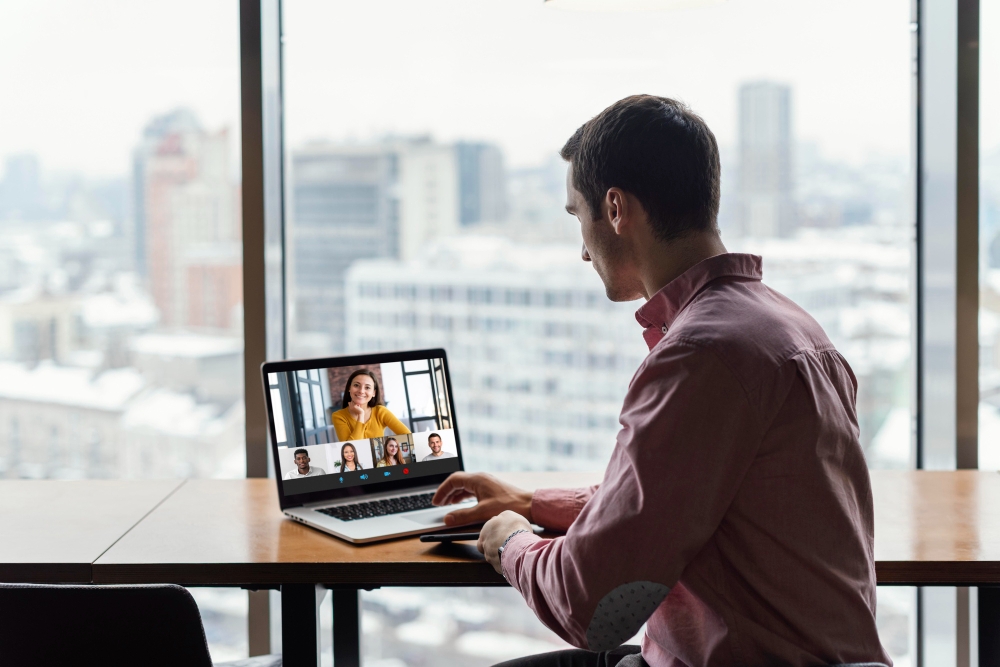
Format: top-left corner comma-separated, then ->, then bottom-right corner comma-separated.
560,95 -> 721,242
340,442 -> 363,470
341,369 -> 381,409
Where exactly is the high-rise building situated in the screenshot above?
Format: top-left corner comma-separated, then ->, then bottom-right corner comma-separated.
131,110 -> 238,328
456,142 -> 507,226
343,235 -> 647,472
738,82 -> 794,238
0,154 -> 42,221
289,137 -> 459,354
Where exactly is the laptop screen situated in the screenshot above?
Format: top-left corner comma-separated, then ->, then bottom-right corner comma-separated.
263,350 -> 462,499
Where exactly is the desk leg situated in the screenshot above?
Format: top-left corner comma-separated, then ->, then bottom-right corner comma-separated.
332,589 -> 361,667
281,584 -> 323,667
982,587 -> 1000,667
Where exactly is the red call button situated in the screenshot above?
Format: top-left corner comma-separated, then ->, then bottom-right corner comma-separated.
403,468 -> 409,474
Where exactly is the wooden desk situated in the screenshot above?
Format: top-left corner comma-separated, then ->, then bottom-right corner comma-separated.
0,479 -> 183,583
4,472 -> 1000,666
92,472 -> 599,587
873,470 -> 1000,585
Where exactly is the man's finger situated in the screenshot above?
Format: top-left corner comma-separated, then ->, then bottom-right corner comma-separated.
432,472 -> 473,504
437,489 -> 474,506
443,504 -> 489,526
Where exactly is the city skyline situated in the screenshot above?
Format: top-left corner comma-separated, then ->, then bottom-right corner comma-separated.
0,0 -> 942,180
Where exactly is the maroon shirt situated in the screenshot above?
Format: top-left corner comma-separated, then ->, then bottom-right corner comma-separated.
501,253 -> 890,667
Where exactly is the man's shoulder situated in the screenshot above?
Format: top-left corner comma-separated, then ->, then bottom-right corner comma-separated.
665,281 -> 834,367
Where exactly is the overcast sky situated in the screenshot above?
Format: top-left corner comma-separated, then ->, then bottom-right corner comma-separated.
1,0 -> 997,179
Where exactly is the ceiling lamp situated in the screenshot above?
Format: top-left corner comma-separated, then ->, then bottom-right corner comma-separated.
543,0 -> 724,10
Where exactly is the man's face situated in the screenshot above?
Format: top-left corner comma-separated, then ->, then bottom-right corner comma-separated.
294,453 -> 310,471
566,168 -> 644,302
428,436 -> 442,453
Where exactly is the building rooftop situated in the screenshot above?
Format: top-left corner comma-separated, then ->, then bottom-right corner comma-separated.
129,333 -> 243,358
0,361 -> 144,411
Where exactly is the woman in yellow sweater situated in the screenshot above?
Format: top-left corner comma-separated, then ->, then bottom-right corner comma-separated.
331,369 -> 411,442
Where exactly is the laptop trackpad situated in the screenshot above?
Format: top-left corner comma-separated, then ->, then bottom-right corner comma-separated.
402,508 -> 451,526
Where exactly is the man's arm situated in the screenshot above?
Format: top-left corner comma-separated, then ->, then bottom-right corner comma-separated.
432,472 -> 600,530
480,342 -> 763,650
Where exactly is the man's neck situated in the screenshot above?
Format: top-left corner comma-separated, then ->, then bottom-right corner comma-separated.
638,230 -> 728,300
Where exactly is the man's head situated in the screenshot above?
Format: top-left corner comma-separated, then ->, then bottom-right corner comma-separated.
293,448 -> 310,472
561,95 -> 721,301
427,433 -> 442,454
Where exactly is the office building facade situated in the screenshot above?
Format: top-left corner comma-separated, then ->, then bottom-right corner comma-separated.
738,81 -> 795,238
132,110 -> 238,328
344,235 -> 648,472
289,138 -> 459,355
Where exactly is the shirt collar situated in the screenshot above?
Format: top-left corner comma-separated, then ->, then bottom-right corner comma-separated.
635,253 -> 763,350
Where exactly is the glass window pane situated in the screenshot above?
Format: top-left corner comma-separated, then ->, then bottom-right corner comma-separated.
403,359 -> 430,373
981,0 -> 1000,470
271,388 -> 287,443
299,381 -> 314,426
405,374 -> 435,418
0,0 -> 248,660
311,384 -> 325,425
282,1 -> 913,664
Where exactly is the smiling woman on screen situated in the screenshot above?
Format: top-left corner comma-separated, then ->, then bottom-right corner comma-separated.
376,437 -> 407,467
339,442 -> 363,472
331,370 -> 411,442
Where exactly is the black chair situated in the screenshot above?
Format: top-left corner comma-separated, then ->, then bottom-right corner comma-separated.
0,583 -> 281,667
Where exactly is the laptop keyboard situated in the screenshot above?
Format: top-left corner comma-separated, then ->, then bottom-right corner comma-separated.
317,492 -> 437,522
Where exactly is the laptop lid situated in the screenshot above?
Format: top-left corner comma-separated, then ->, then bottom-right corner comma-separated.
261,349 -> 465,510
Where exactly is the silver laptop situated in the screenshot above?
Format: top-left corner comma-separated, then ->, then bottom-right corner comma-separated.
261,348 -> 475,543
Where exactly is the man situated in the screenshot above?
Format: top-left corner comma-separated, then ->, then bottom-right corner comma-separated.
283,448 -> 326,479
420,433 -> 455,462
432,96 -> 890,667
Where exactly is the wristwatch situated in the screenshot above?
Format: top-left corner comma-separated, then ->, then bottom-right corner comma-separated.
497,529 -> 530,569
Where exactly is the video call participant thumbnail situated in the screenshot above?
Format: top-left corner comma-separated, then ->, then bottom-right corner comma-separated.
376,437 -> 407,467
339,442 -> 365,472
420,433 -> 455,462
331,369 -> 412,441
284,448 -> 326,479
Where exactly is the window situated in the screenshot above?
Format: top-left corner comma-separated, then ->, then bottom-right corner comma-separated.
280,0 -> 914,664
981,0 -> 1000,471
0,1 -> 248,660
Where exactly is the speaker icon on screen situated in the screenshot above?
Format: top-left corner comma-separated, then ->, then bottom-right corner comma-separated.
359,474 -> 368,480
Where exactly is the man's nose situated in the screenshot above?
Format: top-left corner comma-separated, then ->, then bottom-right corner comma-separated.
581,243 -> 591,262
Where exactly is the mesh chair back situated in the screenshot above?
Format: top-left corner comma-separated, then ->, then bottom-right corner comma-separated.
0,583 -> 214,667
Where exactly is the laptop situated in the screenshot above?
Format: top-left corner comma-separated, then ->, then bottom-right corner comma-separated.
261,348 -> 476,543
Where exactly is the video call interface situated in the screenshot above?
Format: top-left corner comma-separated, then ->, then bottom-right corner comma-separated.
267,356 -> 461,496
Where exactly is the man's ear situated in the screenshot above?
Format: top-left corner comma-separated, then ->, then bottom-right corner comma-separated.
605,188 -> 628,235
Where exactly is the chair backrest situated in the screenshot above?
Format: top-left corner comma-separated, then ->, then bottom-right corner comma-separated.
0,583 -> 214,667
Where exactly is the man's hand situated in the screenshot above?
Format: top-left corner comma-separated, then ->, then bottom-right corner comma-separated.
431,472 -> 533,526
478,510 -> 532,574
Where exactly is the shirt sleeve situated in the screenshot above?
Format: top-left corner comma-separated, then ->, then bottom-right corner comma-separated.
501,341 -> 763,650
331,409 -> 362,441
531,486 -> 600,532
377,406 -> 412,435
